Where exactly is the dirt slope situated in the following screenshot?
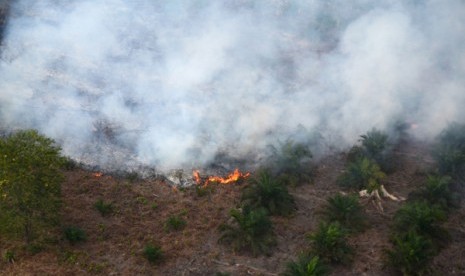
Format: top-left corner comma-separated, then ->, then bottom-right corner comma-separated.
1,139 -> 465,275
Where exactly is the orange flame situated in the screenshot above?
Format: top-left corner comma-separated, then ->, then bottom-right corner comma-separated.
193,169 -> 250,187
93,172 -> 103,178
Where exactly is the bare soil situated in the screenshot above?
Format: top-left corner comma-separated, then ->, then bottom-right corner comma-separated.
1,139 -> 465,275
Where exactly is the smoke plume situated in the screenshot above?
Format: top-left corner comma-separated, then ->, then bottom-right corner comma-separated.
1,0 -> 464,171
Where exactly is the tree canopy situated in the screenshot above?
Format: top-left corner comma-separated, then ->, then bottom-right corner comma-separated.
0,129 -> 64,243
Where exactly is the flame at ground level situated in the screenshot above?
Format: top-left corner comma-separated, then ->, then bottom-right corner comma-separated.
193,169 -> 250,187
92,172 -> 103,178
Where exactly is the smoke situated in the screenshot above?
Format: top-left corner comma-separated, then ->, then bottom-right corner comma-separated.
0,0 -> 464,171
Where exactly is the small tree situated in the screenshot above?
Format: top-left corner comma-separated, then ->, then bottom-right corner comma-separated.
218,207 -> 276,256
242,170 -> 296,216
308,222 -> 353,264
0,130 -> 64,244
338,157 -> 385,192
432,123 -> 465,178
385,231 -> 435,276
393,201 -> 448,246
409,175 -> 458,212
320,194 -> 366,232
268,139 -> 313,185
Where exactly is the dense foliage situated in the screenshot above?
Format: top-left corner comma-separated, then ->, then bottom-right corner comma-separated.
337,157 -> 385,192
385,231 -> 435,276
393,201 -> 448,246
308,222 -> 353,264
0,130 -> 64,243
242,170 -> 296,216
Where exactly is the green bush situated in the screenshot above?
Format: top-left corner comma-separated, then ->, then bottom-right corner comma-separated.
409,175 -> 458,211
164,215 -> 186,232
218,207 -> 276,256
393,201 -> 448,246
283,255 -> 329,276
143,244 -> 164,264
0,129 -> 64,244
320,194 -> 366,232
360,129 -> 389,159
308,222 -> 353,264
337,157 -> 385,192
268,140 -> 313,185
432,123 -> 465,178
348,128 -> 394,172
64,226 -> 87,245
241,170 -> 296,216
94,199 -> 113,217
3,250 -> 15,263
385,231 -> 435,276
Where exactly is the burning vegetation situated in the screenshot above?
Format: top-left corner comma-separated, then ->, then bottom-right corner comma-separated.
193,169 -> 250,187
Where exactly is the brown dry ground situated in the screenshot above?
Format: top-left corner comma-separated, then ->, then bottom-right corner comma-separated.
1,139 -> 465,275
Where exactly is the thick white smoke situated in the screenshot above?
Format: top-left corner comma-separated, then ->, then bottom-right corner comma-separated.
0,0 -> 464,171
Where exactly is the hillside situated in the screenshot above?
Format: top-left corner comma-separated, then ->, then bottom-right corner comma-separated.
2,137 -> 464,275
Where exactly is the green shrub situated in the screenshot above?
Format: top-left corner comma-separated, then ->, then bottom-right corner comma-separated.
94,199 -> 113,217
143,244 -> 164,264
432,123 -> 465,178
268,139 -> 313,185
320,194 -> 366,232
218,207 -> 276,256
164,215 -> 186,232
64,226 -> 87,245
393,201 -> 448,246
0,130 -> 64,244
283,255 -> 329,276
242,170 -> 296,216
308,222 -> 353,264
360,128 -> 389,160
346,128 -> 395,172
3,250 -> 15,263
409,175 -> 458,211
385,231 -> 435,276
337,157 -> 385,192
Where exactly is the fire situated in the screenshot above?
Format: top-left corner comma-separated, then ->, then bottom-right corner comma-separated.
193,169 -> 250,187
93,172 -> 103,178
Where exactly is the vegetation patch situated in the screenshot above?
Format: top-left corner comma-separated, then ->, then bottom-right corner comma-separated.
432,122 -> 465,179
308,222 -> 353,264
241,170 -> 296,216
219,207 -> 276,256
0,129 -> 64,244
267,139 -> 314,186
64,226 -> 87,245
283,255 -> 329,276
320,194 -> 366,232
393,201 -> 448,246
164,215 -> 187,232
94,199 -> 114,217
143,244 -> 164,264
385,231 -> 435,276
337,157 -> 385,192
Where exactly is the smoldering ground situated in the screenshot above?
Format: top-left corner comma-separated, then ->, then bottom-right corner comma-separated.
0,0 -> 464,172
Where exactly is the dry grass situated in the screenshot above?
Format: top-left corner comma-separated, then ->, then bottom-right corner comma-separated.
1,139 -> 464,275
